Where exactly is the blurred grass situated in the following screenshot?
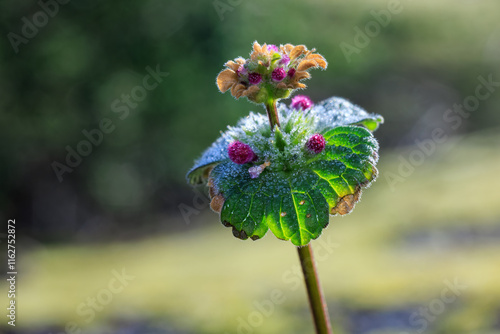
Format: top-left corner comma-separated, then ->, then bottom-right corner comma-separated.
4,129 -> 500,333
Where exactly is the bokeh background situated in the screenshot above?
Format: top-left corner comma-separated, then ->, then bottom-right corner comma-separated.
1,0 -> 500,333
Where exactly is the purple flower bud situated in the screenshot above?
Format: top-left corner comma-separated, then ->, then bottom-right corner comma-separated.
287,68 -> 296,78
306,134 -> 326,154
248,72 -> 262,85
228,141 -> 257,164
267,44 -> 279,53
237,64 -> 247,76
279,54 -> 290,66
291,95 -> 314,110
271,67 -> 287,82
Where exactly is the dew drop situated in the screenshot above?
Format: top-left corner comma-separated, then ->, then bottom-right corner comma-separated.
280,212 -> 287,217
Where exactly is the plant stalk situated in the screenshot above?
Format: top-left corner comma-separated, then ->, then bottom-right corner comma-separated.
264,97 -> 331,332
265,99 -> 280,129
297,244 -> 333,334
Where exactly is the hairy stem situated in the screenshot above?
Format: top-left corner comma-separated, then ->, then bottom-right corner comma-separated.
265,99 -> 280,129
297,244 -> 333,334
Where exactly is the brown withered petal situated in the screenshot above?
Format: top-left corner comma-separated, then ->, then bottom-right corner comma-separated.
217,69 -> 238,92
288,81 -> 307,89
316,59 -> 327,69
297,59 -> 318,72
251,42 -> 263,60
306,54 -> 328,69
292,71 -> 311,82
224,60 -> 240,72
282,44 -> 294,54
330,191 -> 359,215
241,85 -> 259,97
253,41 -> 262,53
353,186 -> 362,202
210,194 -> 225,213
231,83 -> 246,98
235,86 -> 248,99
290,45 -> 307,59
276,82 -> 287,89
209,185 -> 217,198
235,57 -> 246,65
238,89 -> 247,97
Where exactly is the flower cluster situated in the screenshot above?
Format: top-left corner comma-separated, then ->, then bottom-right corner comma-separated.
216,42 -> 327,103
224,100 -> 326,180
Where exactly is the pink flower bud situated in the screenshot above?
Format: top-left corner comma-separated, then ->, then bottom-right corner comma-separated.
248,72 -> 262,85
272,67 -> 287,82
291,95 -> 314,110
267,44 -> 279,53
306,134 -> 326,154
237,64 -> 247,76
279,54 -> 290,66
228,141 -> 257,164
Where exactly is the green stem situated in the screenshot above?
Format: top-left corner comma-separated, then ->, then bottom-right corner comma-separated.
297,244 -> 333,334
265,99 -> 280,129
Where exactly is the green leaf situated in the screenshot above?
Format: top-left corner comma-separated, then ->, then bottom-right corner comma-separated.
187,96 -> 383,245
209,124 -> 378,246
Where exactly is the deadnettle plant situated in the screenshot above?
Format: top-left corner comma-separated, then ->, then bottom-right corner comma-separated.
187,42 -> 383,334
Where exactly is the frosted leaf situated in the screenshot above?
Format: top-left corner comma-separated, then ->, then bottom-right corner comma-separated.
186,135 -> 233,185
186,96 -> 383,245
312,97 -> 384,132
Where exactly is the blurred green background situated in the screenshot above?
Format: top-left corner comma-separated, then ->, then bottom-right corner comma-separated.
1,0 -> 500,333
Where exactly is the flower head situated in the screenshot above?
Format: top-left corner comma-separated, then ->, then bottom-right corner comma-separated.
306,134 -> 326,154
216,41 -> 327,104
228,141 -> 257,164
291,95 -> 314,110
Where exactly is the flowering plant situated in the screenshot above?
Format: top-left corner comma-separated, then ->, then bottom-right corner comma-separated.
188,42 -> 382,246
187,42 -> 383,333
